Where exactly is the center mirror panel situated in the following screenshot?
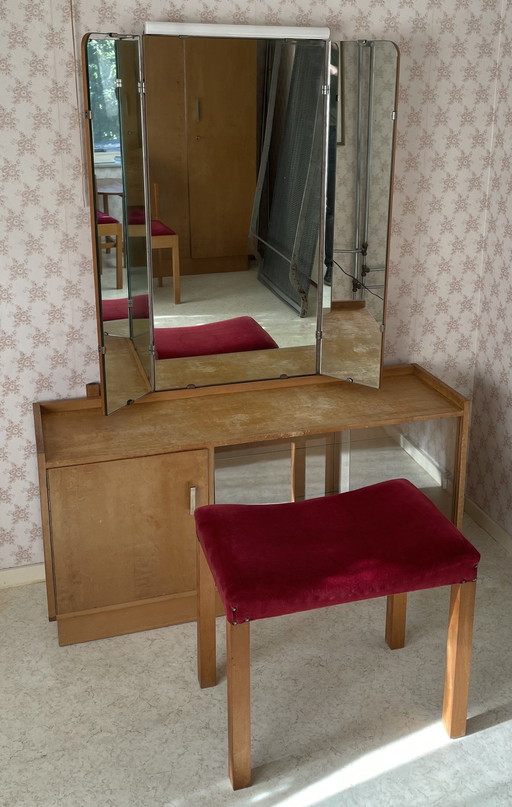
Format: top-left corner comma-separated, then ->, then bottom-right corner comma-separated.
84,30 -> 399,413
142,35 -> 326,390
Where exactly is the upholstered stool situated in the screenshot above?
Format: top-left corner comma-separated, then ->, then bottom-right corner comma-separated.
195,478 -> 480,790
127,194 -> 181,305
154,316 -> 278,359
96,211 -> 123,290
101,294 -> 150,322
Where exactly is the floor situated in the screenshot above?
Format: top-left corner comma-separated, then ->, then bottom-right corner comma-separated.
101,257 -> 327,350
3,436 -> 512,806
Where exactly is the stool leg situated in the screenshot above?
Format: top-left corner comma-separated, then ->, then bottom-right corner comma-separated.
172,239 -> 181,305
290,438 -> 306,502
324,433 -> 340,495
385,592 -> 407,649
153,248 -> 164,287
115,225 -> 123,290
197,543 -> 217,688
227,620 -> 251,790
442,582 -> 477,738
325,431 -> 350,495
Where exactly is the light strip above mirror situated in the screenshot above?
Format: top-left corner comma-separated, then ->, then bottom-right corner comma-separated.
144,22 -> 330,40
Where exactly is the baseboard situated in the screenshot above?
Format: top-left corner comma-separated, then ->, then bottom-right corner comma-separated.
0,563 -> 45,589
384,426 -> 450,488
465,498 -> 512,554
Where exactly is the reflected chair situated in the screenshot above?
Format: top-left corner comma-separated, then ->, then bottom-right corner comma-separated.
195,478 -> 480,790
128,183 -> 181,305
96,211 -> 123,290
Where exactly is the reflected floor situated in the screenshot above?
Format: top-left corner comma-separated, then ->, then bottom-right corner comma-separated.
216,426 -> 453,516
101,258 -> 322,349
100,257 -> 381,387
3,434 -> 511,805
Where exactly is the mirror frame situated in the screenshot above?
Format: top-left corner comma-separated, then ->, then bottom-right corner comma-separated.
82,25 -> 398,414
82,33 -> 155,413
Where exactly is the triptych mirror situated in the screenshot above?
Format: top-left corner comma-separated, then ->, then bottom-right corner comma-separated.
82,24 -> 398,414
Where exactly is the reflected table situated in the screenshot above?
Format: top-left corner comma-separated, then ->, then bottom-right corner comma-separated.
96,177 -> 123,215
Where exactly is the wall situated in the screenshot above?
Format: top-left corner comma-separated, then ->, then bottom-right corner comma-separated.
0,0 -> 506,570
467,1 -> 512,531
0,1 -> 98,568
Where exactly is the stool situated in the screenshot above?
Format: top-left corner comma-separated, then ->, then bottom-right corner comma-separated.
127,184 -> 181,304
154,316 -> 278,359
101,294 -> 150,322
96,211 -> 123,290
195,478 -> 480,790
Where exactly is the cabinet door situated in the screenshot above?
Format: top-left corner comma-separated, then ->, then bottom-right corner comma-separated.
186,38 -> 257,259
48,450 -> 208,614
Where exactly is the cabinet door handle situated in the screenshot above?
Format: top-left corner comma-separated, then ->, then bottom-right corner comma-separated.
189,485 -> 197,515
195,98 -> 201,121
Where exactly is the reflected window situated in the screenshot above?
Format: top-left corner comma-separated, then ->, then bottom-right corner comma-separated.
87,40 -> 121,168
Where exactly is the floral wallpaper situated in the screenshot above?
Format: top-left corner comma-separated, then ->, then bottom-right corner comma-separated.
0,0 -> 509,570
332,40 -> 398,324
466,0 -> 512,530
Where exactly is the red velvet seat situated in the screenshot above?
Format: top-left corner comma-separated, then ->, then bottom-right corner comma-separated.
154,316 -> 278,360
127,182 -> 181,304
127,208 -> 176,236
101,294 -> 150,322
97,210 -> 119,225
195,478 -> 480,790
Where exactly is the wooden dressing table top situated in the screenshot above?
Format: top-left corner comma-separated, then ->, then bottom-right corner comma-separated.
35,364 -> 468,469
35,363 -> 470,643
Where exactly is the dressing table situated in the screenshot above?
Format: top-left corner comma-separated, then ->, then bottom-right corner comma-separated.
34,26 -> 470,646
34,364 -> 468,646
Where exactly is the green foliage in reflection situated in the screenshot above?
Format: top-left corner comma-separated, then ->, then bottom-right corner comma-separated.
87,39 -> 120,145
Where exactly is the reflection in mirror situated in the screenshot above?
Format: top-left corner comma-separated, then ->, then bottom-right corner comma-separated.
84,30 -> 399,407
85,34 -> 152,413
142,34 -> 327,390
321,41 -> 399,388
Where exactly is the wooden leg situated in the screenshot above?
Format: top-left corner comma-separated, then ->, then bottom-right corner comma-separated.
290,437 -> 306,501
385,592 -> 407,649
227,620 -> 251,790
172,240 -> 181,305
197,543 -> 217,688
324,431 -> 350,495
153,248 -> 164,287
115,227 -> 123,290
324,433 -> 339,495
452,402 -> 470,529
442,582 -> 476,738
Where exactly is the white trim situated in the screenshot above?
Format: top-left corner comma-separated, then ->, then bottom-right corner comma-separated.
465,498 -> 512,554
0,563 -> 45,589
144,22 -> 331,40
384,426 -> 450,488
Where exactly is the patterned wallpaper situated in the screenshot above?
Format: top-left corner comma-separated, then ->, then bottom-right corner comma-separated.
466,1 -> 512,528
0,0 -> 508,570
332,40 -> 397,323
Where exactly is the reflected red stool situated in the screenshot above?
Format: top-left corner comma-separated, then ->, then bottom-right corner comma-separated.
101,294 -> 150,322
96,211 -> 123,290
127,183 -> 180,304
194,478 -> 480,790
154,316 -> 278,359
